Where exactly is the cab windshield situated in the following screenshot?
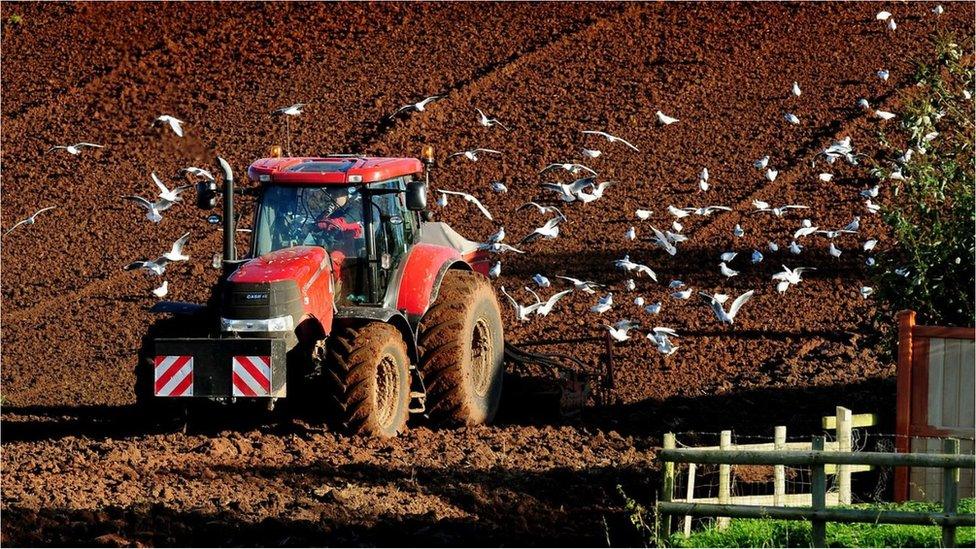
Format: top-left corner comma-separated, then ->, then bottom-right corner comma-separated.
253,185 -> 365,257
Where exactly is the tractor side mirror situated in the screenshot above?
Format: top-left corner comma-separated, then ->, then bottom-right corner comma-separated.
196,180 -> 218,210
406,180 -> 427,211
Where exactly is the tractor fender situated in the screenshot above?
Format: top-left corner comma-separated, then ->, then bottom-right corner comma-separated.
333,306 -> 418,364
387,243 -> 473,323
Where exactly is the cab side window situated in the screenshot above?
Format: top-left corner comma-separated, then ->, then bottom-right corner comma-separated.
371,179 -> 408,261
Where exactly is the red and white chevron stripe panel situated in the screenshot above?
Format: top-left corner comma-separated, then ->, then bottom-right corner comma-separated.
154,355 -> 194,397
232,355 -> 272,397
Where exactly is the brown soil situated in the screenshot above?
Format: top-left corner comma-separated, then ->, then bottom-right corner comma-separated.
1,2 -> 971,546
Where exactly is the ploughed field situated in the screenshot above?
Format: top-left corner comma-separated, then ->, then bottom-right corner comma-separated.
1,3 -> 970,545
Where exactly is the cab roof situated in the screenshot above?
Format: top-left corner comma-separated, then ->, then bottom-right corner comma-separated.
247,156 -> 424,185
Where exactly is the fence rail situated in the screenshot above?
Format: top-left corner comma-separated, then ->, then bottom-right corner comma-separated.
658,436 -> 975,547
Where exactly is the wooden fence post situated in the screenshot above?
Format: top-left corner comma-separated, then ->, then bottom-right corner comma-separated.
774,426 -> 786,507
895,309 -> 916,502
683,463 -> 696,538
811,436 -> 827,547
718,431 -> 732,530
836,406 -> 852,505
942,438 -> 960,548
661,432 -> 676,545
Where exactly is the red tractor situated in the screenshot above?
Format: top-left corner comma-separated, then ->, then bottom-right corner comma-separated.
137,149 -> 505,437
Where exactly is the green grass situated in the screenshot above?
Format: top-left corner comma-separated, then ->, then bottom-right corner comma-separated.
6,14 -> 23,26
671,499 -> 975,548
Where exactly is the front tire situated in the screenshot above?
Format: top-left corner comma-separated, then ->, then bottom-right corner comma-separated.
324,322 -> 411,438
417,269 -> 505,425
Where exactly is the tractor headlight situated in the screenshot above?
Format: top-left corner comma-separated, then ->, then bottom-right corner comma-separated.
220,315 -> 295,333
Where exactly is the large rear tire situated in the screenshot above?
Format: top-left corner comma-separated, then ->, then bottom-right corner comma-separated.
417,269 -> 505,425
324,322 -> 411,438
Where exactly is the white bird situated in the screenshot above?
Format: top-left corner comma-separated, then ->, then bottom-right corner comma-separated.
933,5 -> 944,15
894,268 -> 910,277
665,230 -> 687,244
876,10 -> 892,20
488,226 -> 506,244
491,181 -> 508,193
389,95 -> 442,117
887,18 -> 897,31
698,167 -> 710,192
151,172 -> 189,203
785,113 -> 800,125
590,293 -> 614,314
648,327 -> 680,355
656,111 -> 679,125
668,280 -> 685,289
636,209 -> 653,220
488,261 -> 501,278
47,142 -> 103,155
733,224 -> 745,238
668,205 -> 691,219
634,296 -> 645,307
792,81 -> 802,97
754,156 -> 770,170
766,169 -> 779,182
533,273 -> 551,288
576,180 -> 615,203
720,252 -> 738,263
605,319 -> 639,342
772,265 -> 815,293
3,206 -> 57,236
519,216 -> 563,244
861,185 -> 879,198
624,279 -> 636,291
700,290 -> 754,324
436,193 -> 448,208
753,200 -> 809,217
878,69 -> 890,81
650,226 -> 677,256
162,232 -> 191,262
582,148 -> 602,158
180,166 -> 215,181
863,239 -> 878,252
672,220 -> 684,232
273,103 -> 305,116
816,228 -> 856,239
540,178 -> 597,202
447,148 -> 502,162
626,227 -> 637,241
557,275 -> 604,294
768,241 -> 780,252
801,219 -> 813,228
719,262 -> 739,277
517,202 -> 565,218
751,250 -> 764,264
475,108 -> 510,130
582,130 -> 639,152
794,226 -> 820,239
644,302 -> 662,314
123,195 -> 173,223
614,255 -> 658,281
535,289 -> 573,316
789,241 -> 803,255
819,173 -> 834,182
478,242 -> 525,254
860,286 -> 874,299
865,200 -> 882,214
500,287 -> 541,321
682,205 -> 732,217
435,189 -> 493,220
875,110 -> 896,121
152,280 -> 169,298
153,115 -> 185,137
539,163 -> 597,177
671,289 -> 693,300
857,98 -> 871,110
828,242 -> 842,258
843,217 -> 861,232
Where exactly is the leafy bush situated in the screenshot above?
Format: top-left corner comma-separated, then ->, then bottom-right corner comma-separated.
870,34 -> 975,327
671,498 -> 975,548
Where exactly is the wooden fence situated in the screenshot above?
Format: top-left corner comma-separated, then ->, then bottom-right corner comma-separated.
896,310 -> 976,502
658,437 -> 976,547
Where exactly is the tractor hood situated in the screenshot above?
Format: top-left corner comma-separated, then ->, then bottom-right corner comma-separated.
229,246 -> 328,286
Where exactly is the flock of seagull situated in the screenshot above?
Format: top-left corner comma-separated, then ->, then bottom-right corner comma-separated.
4,6 -> 948,349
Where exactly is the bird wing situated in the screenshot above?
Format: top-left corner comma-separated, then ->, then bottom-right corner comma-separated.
581,130 -> 610,139
167,118 -> 184,136
637,265 -> 658,281
124,260 -> 149,271
555,275 -> 582,286
76,142 -> 104,148
499,243 -> 525,254
544,289 -> 573,310
653,326 -> 679,337
613,136 -> 640,151
151,172 -> 170,195
516,202 -> 543,213
499,287 -> 520,310
727,290 -> 755,319
464,194 -> 493,221
123,195 -> 153,209
171,232 -> 191,255
32,206 -> 57,218
474,149 -> 502,155
575,164 -> 598,176
446,152 -> 466,160
436,189 -> 464,197
3,219 -> 29,236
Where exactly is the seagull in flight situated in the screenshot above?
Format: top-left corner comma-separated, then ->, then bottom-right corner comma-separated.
478,241 -> 525,254
123,195 -> 174,223
682,205 -> 732,217
517,202 -> 565,218
772,265 -> 815,293
752,200 -> 809,217
700,290 -> 754,324
540,163 -> 597,177
273,103 -> 306,116
614,255 -> 658,281
557,275 -> 604,294
389,95 -> 442,118
540,177 -> 595,203
152,172 -> 189,203
153,115 -> 185,137
124,233 -> 191,276
4,206 -> 56,236
475,108 -> 510,130
650,226 -> 677,256
590,293 -> 613,313
533,289 -> 573,317
435,189 -> 493,220
576,180 -> 614,203
519,216 -> 563,244
500,287 -> 542,321
180,166 -> 215,181
648,327 -> 680,355
582,130 -> 639,152
47,142 -> 103,155
605,319 -> 640,342
447,148 -> 502,162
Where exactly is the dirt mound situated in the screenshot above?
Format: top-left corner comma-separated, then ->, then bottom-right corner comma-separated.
1,2 -> 971,545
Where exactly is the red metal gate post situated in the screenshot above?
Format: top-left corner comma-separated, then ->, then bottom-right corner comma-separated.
894,309 -> 916,502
